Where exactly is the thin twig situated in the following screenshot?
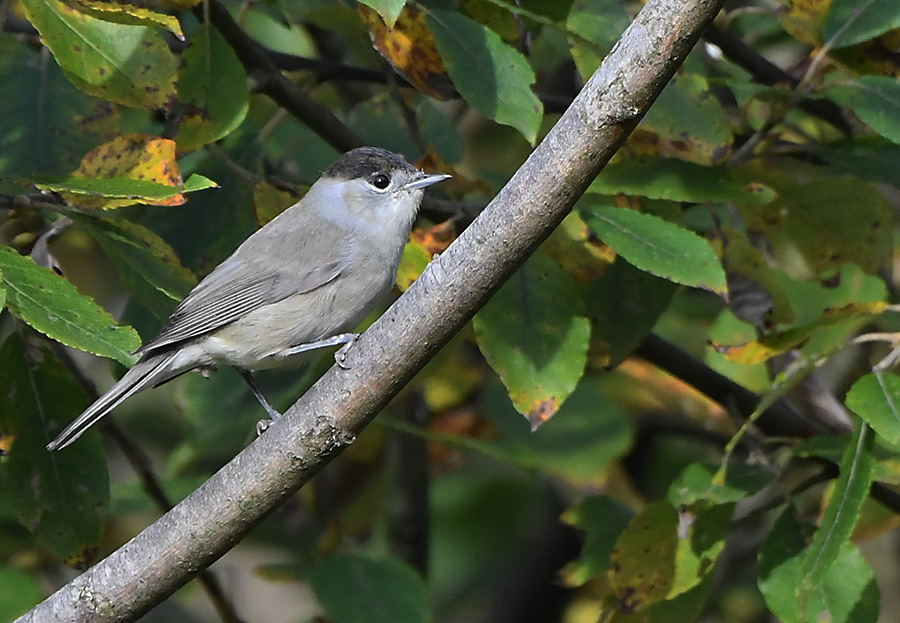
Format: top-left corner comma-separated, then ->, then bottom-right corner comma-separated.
635,334 -> 900,516
385,393 -> 431,576
195,0 -> 363,152
703,24 -> 852,135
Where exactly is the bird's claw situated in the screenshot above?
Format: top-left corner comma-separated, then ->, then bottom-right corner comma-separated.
334,334 -> 360,370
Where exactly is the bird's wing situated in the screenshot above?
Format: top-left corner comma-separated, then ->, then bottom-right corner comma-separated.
138,256 -> 344,355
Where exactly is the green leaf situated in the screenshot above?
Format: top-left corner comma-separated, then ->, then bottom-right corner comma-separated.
846,372 -> 900,446
668,463 -> 771,506
641,573 -> 716,623
640,73 -> 733,163
793,434 -> 851,463
309,554 -> 429,623
670,503 -> 732,598
0,568 -> 43,621
473,253 -> 590,429
19,0 -> 177,108
358,0 -> 407,27
0,333 -> 109,560
584,258 -> 677,367
61,0 -> 184,38
0,246 -> 140,365
720,224 -> 794,325
816,138 -> 900,189
800,422 -> 875,587
806,544 -> 879,623
397,239 -> 432,293
182,173 -> 218,192
582,205 -> 727,294
758,510 -> 806,623
828,76 -> 900,145
176,23 -> 250,152
587,159 -> 776,205
566,0 -> 631,79
778,264 -> 887,356
705,309 -> 771,393
23,173 -> 215,202
609,500 -> 679,612
758,510 -> 879,623
560,496 -> 634,586
428,9 -> 543,143
734,174 -> 892,277
823,0 -> 900,48
74,215 -> 197,320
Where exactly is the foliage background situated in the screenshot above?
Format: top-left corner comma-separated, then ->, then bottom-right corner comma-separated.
2,0 -> 900,622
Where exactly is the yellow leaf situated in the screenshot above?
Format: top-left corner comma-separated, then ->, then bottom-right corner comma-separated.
359,3 -> 455,100
67,134 -> 184,208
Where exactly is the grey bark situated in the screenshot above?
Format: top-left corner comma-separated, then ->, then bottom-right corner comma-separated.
18,0 -> 725,620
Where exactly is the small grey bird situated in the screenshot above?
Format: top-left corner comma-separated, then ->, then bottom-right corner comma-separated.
48,147 -> 450,451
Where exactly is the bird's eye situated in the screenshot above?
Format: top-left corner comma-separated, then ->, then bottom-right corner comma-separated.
370,173 -> 391,189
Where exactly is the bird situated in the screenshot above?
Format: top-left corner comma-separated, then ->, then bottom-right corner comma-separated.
48,146 -> 450,450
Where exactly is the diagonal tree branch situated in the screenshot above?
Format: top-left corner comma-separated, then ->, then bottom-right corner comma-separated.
17,1 -> 726,620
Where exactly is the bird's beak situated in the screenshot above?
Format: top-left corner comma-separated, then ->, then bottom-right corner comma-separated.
405,172 -> 451,190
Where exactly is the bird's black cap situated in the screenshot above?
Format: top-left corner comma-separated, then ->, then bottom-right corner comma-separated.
324,147 -> 417,180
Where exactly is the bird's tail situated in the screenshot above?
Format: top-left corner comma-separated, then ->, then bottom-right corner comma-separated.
47,352 -> 178,451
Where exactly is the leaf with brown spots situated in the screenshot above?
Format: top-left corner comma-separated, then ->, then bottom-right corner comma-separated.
734,172 -> 892,278
175,23 -> 249,152
610,497 -> 733,615
20,0 -> 177,109
359,3 -> 456,100
526,396 -> 557,430
410,220 -> 456,257
473,253 -> 590,429
609,501 -> 679,613
60,0 -> 183,38
780,0 -> 830,46
21,135 -> 216,208
60,135 -> 185,208
636,73 -> 733,165
713,300 -> 889,365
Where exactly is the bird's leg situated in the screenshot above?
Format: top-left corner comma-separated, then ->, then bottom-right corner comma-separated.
279,333 -> 360,369
334,334 -> 360,369
237,368 -> 282,434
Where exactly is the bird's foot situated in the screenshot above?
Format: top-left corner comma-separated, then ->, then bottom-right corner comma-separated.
334,334 -> 360,369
